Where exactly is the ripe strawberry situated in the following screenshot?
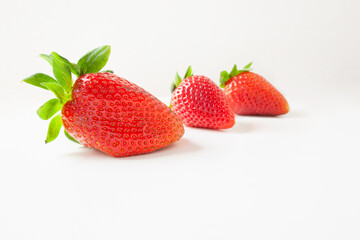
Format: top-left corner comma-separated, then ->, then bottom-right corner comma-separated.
170,66 -> 235,129
23,46 -> 184,157
220,63 -> 289,116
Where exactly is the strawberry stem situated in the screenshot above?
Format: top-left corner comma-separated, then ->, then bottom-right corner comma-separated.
170,66 -> 193,93
23,45 -> 112,144
219,62 -> 253,88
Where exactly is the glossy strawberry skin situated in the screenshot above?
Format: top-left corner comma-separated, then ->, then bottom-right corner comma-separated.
62,73 -> 184,157
171,75 -> 235,129
224,72 -> 289,116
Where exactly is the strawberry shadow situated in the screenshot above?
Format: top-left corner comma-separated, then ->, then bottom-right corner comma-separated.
233,108 -> 304,119
187,121 -> 252,134
60,138 -> 201,160
60,146 -> 108,160
227,121 -> 251,134
285,109 -> 307,118
129,138 -> 201,160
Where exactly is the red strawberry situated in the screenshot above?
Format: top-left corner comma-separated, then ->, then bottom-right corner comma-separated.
170,66 -> 235,129
220,63 -> 289,116
23,46 -> 184,157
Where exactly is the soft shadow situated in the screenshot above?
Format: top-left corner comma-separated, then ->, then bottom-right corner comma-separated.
286,109 -> 307,118
179,123 -> 251,134
128,138 -> 201,160
234,108 -> 306,119
236,114 -> 282,118
60,138 -> 201,160
228,121 -> 251,134
61,146 -> 110,160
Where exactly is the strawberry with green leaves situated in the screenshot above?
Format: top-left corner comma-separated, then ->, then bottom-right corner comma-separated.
220,63 -> 289,116
23,46 -> 184,157
170,66 -> 235,129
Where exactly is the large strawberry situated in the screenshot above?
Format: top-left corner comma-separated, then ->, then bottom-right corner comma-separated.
170,66 -> 235,129
23,46 -> 184,157
220,62 -> 289,116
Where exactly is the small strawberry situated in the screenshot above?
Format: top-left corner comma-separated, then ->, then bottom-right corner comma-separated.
220,63 -> 289,116
170,66 -> 235,129
23,46 -> 184,157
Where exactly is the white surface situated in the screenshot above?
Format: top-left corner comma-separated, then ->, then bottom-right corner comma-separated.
1,100 -> 360,240
1,0 -> 360,239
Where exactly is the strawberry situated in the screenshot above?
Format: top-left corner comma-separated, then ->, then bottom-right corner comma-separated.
220,63 -> 289,116
170,66 -> 235,129
23,46 -> 184,157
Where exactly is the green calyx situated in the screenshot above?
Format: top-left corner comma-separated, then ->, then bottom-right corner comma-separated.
22,45 -> 111,144
219,62 -> 253,88
170,65 -> 193,93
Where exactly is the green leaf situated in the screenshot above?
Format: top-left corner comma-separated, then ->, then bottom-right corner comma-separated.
101,70 -> 114,73
174,72 -> 182,87
51,52 -> 73,92
219,71 -> 230,88
77,45 -> 111,75
42,82 -> 67,104
41,53 -> 81,77
57,54 -> 81,77
40,54 -> 52,65
229,64 -> 238,78
70,63 -> 81,77
45,114 -> 63,144
184,66 -> 192,79
36,98 -> 62,120
64,130 -> 80,144
171,72 -> 182,92
170,82 -> 176,93
229,62 -> 252,78
243,62 -> 253,70
22,73 -> 58,90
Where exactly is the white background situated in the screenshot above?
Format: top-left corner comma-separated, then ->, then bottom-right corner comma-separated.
1,0 -> 360,239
